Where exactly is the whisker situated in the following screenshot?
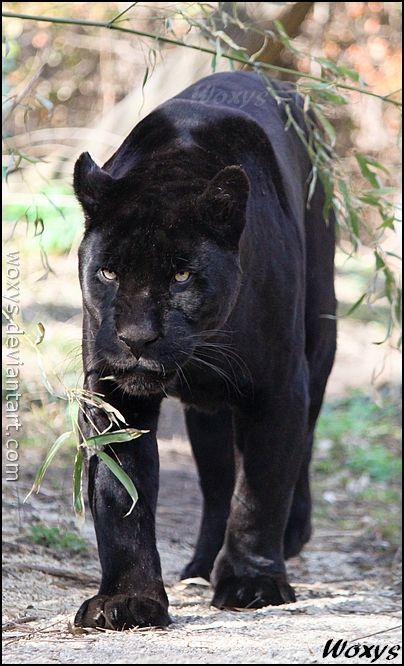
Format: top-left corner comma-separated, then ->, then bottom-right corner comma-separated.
194,348 -> 240,390
174,360 -> 192,396
180,350 -> 240,398
195,341 -> 253,384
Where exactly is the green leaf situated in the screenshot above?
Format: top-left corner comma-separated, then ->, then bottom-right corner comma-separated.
315,57 -> 362,83
25,431 -> 73,500
355,154 -> 381,189
300,82 -> 348,105
73,449 -> 85,517
97,451 -> 138,516
357,155 -> 389,175
338,179 -> 360,240
319,171 -> 334,219
274,19 -> 299,55
316,56 -> 339,73
373,317 -> 394,345
374,250 -> 385,271
386,251 -> 402,261
227,47 -> 250,63
213,30 -> 247,52
342,292 -> 367,317
82,428 -> 147,449
378,213 -> 396,230
141,66 -> 149,94
314,107 -> 336,145
394,287 -> 402,325
335,65 -> 361,83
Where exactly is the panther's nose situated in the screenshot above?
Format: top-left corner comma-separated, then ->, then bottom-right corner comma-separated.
118,331 -> 159,360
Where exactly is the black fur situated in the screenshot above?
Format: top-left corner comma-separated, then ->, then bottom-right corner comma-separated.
73,72 -> 336,630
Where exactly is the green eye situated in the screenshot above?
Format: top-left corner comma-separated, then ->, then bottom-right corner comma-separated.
174,270 -> 191,283
100,268 -> 117,281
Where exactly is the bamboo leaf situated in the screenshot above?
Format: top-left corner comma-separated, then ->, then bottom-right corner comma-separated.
73,449 -> 85,517
317,58 -> 361,83
97,451 -> 138,516
76,391 -> 127,423
82,428 -> 147,448
338,179 -> 360,240
357,154 -> 389,174
394,288 -> 402,326
355,154 -> 381,189
141,66 -> 149,94
335,65 -> 361,83
314,107 -> 336,145
274,19 -> 300,55
25,431 -> 73,500
374,250 -> 385,271
213,30 -> 247,53
342,292 -> 367,317
300,82 -> 348,105
35,321 -> 45,345
94,398 -> 128,425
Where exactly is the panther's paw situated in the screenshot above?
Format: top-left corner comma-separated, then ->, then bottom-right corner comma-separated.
180,558 -> 211,582
212,574 -> 296,609
74,594 -> 170,630
284,519 -> 311,559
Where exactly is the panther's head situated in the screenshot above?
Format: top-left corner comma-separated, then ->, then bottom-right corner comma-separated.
74,149 -> 249,395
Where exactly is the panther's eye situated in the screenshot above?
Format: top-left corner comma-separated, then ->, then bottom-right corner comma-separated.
100,268 -> 117,281
174,270 -> 191,283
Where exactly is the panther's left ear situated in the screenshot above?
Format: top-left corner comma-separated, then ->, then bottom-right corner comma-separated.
198,166 -> 250,245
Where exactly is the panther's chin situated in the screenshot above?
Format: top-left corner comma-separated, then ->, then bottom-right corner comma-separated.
113,368 -> 176,396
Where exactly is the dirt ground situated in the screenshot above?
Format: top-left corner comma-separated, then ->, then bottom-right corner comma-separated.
2,387 -> 402,664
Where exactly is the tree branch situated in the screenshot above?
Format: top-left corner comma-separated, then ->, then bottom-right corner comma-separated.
2,10 -> 401,107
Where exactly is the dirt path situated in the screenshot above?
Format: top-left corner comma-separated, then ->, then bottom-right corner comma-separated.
2,398 -> 402,664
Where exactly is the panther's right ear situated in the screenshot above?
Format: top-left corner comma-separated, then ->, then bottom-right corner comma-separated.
73,152 -> 116,222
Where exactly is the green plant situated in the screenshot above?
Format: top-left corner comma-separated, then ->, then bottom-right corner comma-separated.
2,309 -> 145,518
313,389 -> 401,547
28,523 -> 88,552
348,444 -> 401,483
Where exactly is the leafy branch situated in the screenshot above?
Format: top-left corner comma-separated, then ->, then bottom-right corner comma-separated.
2,9 -> 401,107
2,308 -> 143,517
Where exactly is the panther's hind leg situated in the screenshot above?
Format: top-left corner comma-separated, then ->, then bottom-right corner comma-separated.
284,323 -> 337,559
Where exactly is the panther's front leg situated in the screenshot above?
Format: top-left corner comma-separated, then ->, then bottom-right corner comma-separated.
74,393 -> 170,630
211,368 -> 309,609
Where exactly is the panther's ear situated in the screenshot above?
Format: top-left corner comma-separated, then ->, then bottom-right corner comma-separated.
198,166 -> 250,246
73,152 -> 117,221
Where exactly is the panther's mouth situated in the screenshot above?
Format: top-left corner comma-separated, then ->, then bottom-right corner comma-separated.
109,362 -> 177,396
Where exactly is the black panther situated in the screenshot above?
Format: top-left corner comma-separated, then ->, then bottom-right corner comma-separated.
73,71 -> 336,630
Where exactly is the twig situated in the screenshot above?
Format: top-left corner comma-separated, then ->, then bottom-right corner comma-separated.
2,10 -> 401,107
2,65 -> 45,124
349,624 -> 402,643
2,616 -> 38,631
3,619 -> 66,647
4,563 -> 99,585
